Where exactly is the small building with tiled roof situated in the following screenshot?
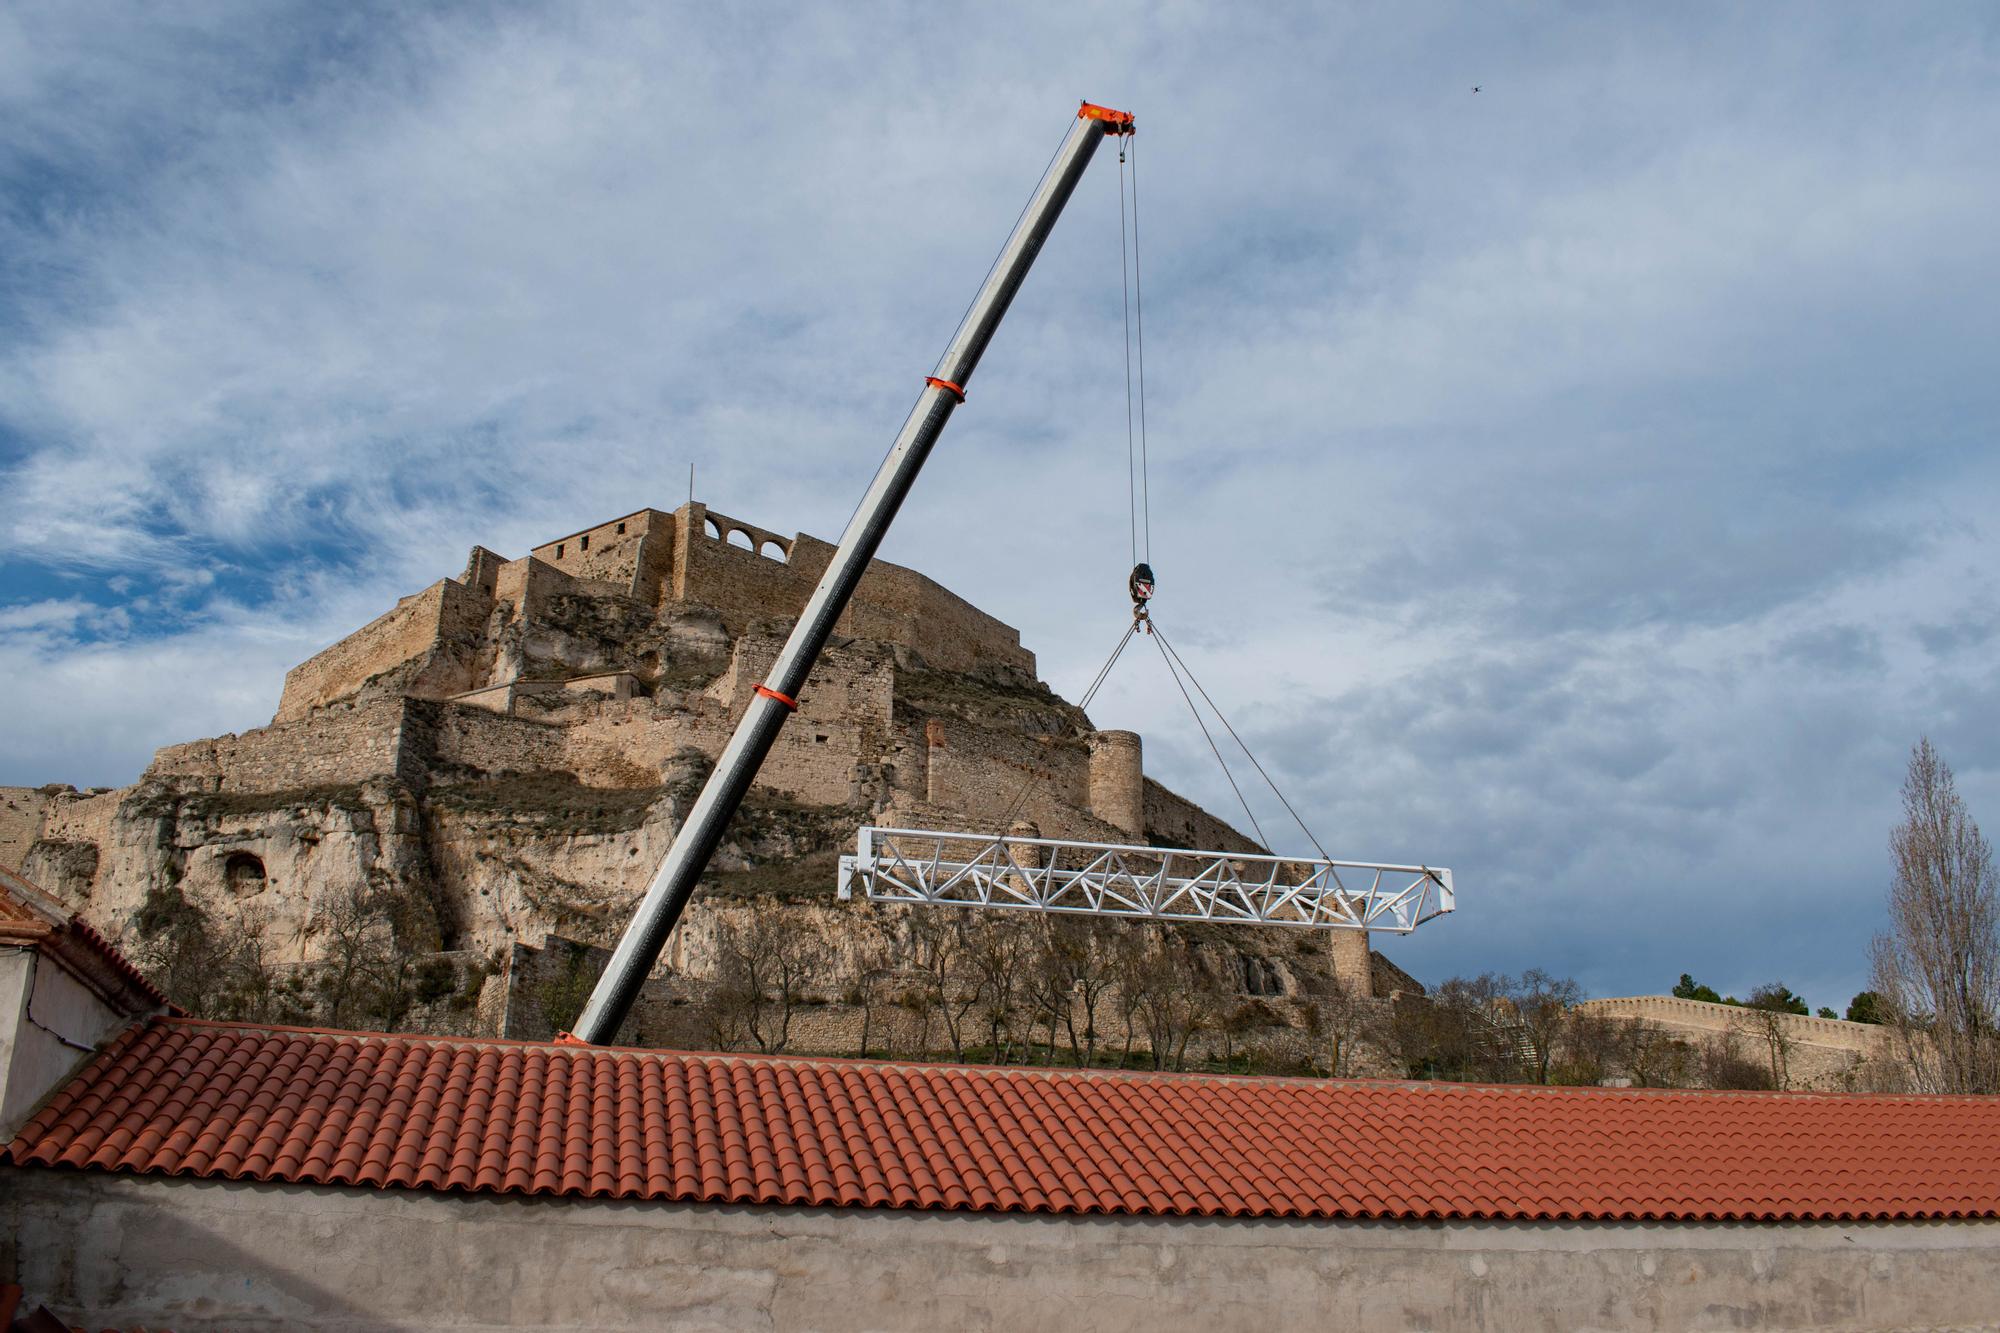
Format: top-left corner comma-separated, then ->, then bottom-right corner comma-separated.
3,872 -> 2000,1330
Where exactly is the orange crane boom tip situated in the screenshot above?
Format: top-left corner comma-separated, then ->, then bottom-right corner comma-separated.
1078,101 -> 1135,131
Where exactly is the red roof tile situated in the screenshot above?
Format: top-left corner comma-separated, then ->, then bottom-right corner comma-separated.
0,867 -> 172,1014
11,1017 -> 2000,1223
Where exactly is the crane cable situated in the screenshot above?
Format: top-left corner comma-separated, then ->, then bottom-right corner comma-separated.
1119,131 -> 1329,862
993,618 -> 1140,833
986,116 -> 1327,862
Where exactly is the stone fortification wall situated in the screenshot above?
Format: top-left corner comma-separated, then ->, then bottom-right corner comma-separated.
1580,995 -> 1892,1090
785,529 -> 1035,676
276,577 -> 492,723
271,500 -> 1035,725
676,505 -> 1032,676
918,716 -> 1090,831
408,702 -> 570,782
1143,779 -> 1259,854
0,788 -> 52,871
19,790 -> 122,908
531,509 -> 672,587
147,697 -> 417,792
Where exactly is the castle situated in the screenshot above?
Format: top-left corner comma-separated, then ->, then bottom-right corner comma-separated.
3,501 -> 1375,1044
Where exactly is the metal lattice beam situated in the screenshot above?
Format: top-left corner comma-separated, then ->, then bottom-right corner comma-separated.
837,827 -> 1454,933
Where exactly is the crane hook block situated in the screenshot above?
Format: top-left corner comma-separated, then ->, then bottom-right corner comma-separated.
1129,562 -> 1155,605
1078,102 -> 1136,133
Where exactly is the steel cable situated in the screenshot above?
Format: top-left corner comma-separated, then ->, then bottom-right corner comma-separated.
1151,621 -> 1330,861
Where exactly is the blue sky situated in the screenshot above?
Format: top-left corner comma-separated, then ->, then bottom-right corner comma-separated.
4,2 -> 1998,1007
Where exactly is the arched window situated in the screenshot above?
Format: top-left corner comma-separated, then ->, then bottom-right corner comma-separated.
703,517 -> 723,540
224,852 -> 267,898
726,528 -> 756,553
760,540 -> 788,563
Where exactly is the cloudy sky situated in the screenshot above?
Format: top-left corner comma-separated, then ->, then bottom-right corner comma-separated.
4,3 -> 1997,1007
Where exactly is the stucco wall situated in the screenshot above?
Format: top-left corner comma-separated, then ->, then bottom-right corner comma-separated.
5,1168 -> 1999,1332
0,954 -> 126,1140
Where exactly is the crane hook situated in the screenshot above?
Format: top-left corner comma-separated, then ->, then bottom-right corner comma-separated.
1129,562 -> 1155,632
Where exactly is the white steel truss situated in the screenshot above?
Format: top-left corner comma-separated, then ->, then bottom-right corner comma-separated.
837,826 -> 1454,933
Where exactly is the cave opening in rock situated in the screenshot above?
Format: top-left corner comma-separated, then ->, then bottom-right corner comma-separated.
224,852 -> 267,898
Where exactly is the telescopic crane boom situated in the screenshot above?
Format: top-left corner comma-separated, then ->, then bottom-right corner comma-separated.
567,102 -> 1136,1045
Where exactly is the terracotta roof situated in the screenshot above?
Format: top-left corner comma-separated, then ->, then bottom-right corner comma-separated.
12,1017 -> 2000,1222
0,867 -> 171,1014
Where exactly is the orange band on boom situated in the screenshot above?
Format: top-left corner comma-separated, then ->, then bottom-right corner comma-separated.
924,376 -> 967,403
1078,102 -> 1135,132
755,684 -> 799,711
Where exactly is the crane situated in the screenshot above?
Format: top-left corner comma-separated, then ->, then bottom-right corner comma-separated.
566,102 -> 1140,1045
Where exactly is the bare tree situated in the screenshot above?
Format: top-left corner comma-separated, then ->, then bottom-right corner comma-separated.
1739,983 -> 1803,1091
1299,971 -> 1376,1078
1871,739 -> 2000,1094
1133,936 -> 1214,1071
313,880 -> 392,1029
1515,969 -> 1582,1084
1614,1019 -> 1696,1089
1700,1025 -> 1772,1090
709,901 -> 822,1053
963,915 -> 1033,1064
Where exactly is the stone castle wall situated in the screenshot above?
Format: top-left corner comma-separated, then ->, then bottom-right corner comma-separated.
531,509 -> 673,588
1579,995 -> 1892,1091
275,577 -> 494,723
0,788 -> 52,871
1143,779 -> 1259,854
271,501 -> 1033,725
150,697 -> 420,792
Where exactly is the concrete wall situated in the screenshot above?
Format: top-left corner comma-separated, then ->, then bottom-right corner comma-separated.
6,1168 -> 1999,1332
0,953 -> 127,1140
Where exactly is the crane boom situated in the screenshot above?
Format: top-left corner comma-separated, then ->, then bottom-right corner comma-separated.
569,102 -> 1135,1044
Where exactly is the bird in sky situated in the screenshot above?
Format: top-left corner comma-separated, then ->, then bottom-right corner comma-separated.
1472,85 -> 1481,93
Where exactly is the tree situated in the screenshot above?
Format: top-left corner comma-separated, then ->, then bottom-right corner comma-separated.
708,901 -> 822,1053
1745,982 -> 1809,1016
1739,984 -> 1803,1090
1515,969 -> 1582,1084
132,886 -> 288,1024
1845,990 -> 1884,1025
963,915 -> 1033,1064
1817,1006 -> 1837,1020
1870,739 -> 2000,1094
1701,1026 -> 1773,1091
1672,973 -> 1723,1004
1132,936 -> 1213,1071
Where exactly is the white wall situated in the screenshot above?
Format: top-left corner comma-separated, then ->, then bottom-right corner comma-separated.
0,948 -> 127,1140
